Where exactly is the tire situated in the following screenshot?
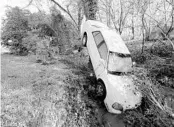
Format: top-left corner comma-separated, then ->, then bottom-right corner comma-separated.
82,34 -> 87,47
96,81 -> 106,100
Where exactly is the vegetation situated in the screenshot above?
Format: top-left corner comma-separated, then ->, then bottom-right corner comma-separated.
124,41 -> 174,127
1,6 -> 75,56
1,0 -> 174,127
1,7 -> 30,55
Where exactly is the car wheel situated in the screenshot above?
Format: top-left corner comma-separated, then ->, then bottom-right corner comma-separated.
82,34 -> 87,47
96,81 -> 106,100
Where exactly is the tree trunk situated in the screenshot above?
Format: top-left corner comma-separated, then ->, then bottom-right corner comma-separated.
118,0 -> 123,35
131,15 -> 134,40
78,4 -> 82,33
82,0 -> 98,20
141,14 -> 145,53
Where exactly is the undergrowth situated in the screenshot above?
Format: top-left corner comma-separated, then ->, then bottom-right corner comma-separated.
124,41 -> 174,127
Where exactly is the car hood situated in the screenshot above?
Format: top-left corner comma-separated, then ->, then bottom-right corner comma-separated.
107,74 -> 142,109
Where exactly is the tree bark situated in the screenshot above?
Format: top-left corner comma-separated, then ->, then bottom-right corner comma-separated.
82,0 -> 98,20
131,15 -> 135,40
141,14 -> 146,53
78,2 -> 83,32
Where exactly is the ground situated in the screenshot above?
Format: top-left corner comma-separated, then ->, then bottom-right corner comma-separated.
1,53 -> 126,127
1,40 -> 174,127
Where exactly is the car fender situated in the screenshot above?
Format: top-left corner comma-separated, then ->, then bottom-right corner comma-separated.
97,73 -> 121,113
97,72 -> 112,102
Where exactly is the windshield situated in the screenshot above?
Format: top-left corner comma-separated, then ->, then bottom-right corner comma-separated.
108,52 -> 132,74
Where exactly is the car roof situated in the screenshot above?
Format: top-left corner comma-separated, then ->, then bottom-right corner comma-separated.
101,29 -> 130,54
87,20 -> 130,54
88,20 -> 108,29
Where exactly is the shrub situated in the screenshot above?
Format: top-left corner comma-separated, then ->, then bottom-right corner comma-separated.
150,41 -> 173,57
1,7 -> 30,55
22,32 -> 41,54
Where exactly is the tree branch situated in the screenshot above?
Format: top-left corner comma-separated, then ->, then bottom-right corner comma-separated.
22,0 -> 33,9
50,0 -> 78,30
166,2 -> 174,35
157,25 -> 174,50
145,12 -> 174,50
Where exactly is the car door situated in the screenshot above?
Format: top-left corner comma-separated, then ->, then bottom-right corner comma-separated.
92,31 -> 108,77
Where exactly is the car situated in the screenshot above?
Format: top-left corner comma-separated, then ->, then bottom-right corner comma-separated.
80,16 -> 142,114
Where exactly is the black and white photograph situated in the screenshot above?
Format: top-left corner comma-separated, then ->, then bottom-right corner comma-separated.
1,0 -> 174,126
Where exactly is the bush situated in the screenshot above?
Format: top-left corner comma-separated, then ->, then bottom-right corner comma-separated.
22,32 -> 41,54
150,41 -> 173,57
1,7 -> 30,55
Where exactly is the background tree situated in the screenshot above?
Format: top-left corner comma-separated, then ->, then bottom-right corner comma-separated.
1,6 -> 30,55
99,0 -> 134,35
134,0 -> 150,52
50,7 -> 68,53
28,11 -> 51,29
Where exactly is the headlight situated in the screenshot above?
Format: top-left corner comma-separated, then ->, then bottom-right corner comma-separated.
112,102 -> 123,111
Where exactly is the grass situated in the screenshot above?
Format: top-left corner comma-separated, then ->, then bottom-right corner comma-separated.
1,53 -> 101,127
1,54 -> 69,127
1,39 -> 174,127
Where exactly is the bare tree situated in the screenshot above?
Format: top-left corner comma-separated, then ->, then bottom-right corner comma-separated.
99,0 -> 133,35
136,0 -> 149,52
145,0 -> 174,49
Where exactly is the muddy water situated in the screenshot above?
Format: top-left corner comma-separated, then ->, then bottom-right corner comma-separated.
79,75 -> 126,126
97,107 -> 125,127
85,76 -> 125,127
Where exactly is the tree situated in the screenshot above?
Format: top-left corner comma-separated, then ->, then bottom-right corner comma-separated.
144,0 -> 174,50
28,11 -> 51,29
82,0 -> 98,20
36,6 -> 75,54
31,0 -> 98,30
99,0 -> 133,35
134,0 -> 150,52
49,0 -> 79,31
50,7 -> 67,53
1,6 -> 30,55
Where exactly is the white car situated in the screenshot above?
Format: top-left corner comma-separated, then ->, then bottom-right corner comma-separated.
81,17 -> 142,114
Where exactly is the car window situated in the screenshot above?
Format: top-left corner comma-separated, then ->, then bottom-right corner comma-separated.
92,31 -> 108,60
93,31 -> 104,46
98,42 -> 108,60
